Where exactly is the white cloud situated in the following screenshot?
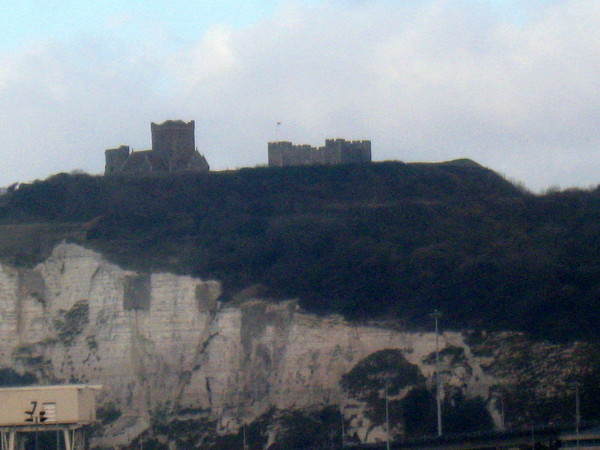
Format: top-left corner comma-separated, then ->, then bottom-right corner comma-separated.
1,0 -> 600,191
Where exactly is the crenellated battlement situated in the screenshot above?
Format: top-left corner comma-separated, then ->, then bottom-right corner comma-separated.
268,138 -> 371,167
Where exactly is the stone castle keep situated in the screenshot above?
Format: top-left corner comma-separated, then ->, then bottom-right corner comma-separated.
268,139 -> 371,167
105,120 -> 210,175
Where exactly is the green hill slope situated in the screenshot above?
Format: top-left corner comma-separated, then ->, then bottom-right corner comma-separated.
2,161 -> 599,342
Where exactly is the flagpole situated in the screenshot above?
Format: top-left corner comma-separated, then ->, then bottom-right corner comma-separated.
275,122 -> 281,141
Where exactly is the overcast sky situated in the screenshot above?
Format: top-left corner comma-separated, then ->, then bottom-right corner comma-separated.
1,0 -> 599,191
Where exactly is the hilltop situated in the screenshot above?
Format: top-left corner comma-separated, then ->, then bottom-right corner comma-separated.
1,160 -> 599,342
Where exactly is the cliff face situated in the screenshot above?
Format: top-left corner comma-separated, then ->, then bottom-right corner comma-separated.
0,243 -> 594,447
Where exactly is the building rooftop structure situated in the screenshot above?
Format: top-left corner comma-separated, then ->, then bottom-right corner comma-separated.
0,384 -> 101,450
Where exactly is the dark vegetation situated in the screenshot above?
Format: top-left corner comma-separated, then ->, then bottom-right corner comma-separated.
96,401 -> 122,426
133,407 -> 342,449
0,368 -> 37,386
267,407 -> 344,449
341,349 -> 424,398
136,399 -> 491,448
2,161 -> 600,342
340,350 -> 493,440
54,300 -> 89,345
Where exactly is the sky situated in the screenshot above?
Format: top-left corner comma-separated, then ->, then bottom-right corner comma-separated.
1,0 -> 599,191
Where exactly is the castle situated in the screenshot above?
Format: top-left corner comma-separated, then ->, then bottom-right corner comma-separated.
105,120 -> 209,175
268,139 -> 371,167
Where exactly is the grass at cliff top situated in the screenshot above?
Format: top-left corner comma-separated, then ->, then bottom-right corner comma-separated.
2,160 -> 600,342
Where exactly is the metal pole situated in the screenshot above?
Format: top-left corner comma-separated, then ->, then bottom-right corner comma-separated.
575,382 -> 581,449
340,406 -> 345,449
501,394 -> 505,430
63,428 -> 71,450
527,411 -> 534,449
34,418 -> 39,450
431,310 -> 443,437
531,422 -> 534,448
8,430 -> 15,450
385,381 -> 390,450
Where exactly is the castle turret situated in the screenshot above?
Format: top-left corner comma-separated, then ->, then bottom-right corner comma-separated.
104,146 -> 130,175
268,141 -> 293,167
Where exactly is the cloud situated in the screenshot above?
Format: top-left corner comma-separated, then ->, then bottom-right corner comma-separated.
1,0 -> 600,191
0,35 -> 174,181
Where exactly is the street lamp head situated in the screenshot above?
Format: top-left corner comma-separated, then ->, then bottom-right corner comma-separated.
429,309 -> 443,319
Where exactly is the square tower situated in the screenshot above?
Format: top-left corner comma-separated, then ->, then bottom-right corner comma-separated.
151,120 -> 196,171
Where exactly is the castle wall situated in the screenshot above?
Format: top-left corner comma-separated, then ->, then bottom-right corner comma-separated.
338,140 -> 371,164
268,139 -> 371,167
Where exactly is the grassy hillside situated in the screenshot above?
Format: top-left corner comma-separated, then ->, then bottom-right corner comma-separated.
2,161 -> 600,342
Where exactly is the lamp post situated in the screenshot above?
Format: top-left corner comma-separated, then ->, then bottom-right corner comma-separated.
385,380 -> 390,450
340,406 -> 345,449
500,394 -> 505,430
430,309 -> 443,437
574,382 -> 581,449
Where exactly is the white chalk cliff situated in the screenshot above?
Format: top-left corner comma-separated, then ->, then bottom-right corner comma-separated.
0,243 -> 591,447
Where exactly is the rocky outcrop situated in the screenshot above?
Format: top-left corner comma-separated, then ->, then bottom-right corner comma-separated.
0,243 -> 595,447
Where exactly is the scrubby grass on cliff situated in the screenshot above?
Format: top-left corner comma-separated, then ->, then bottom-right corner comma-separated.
0,222 -> 86,266
2,162 -> 600,342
